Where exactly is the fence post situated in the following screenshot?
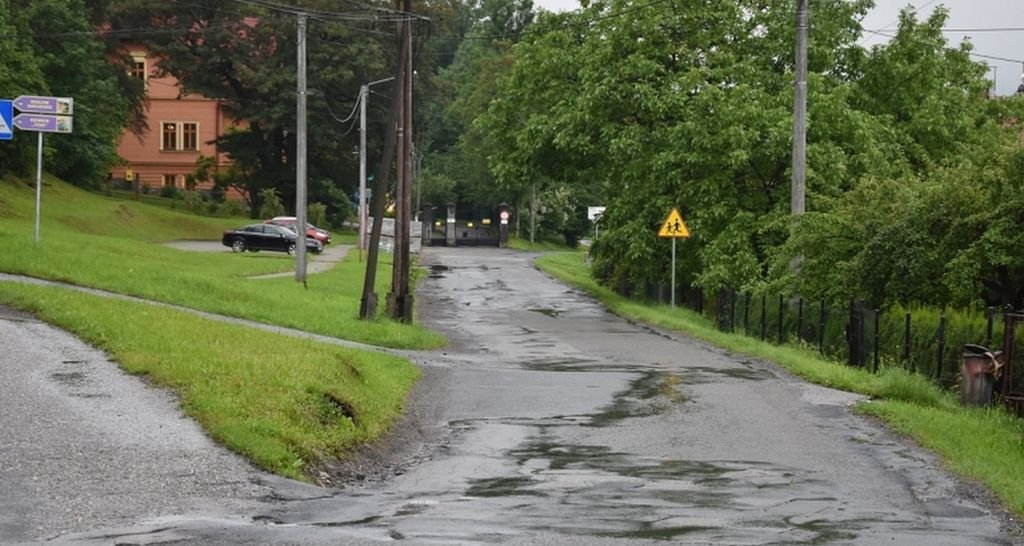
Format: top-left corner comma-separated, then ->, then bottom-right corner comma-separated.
719,289 -> 727,331
986,306 -> 994,348
873,308 -> 880,373
730,289 -> 737,332
761,294 -> 767,341
860,304 -> 867,367
797,298 -> 804,343
848,298 -> 860,367
935,312 -> 947,382
819,300 -> 826,355
1001,307 -> 1014,399
778,294 -> 785,343
744,293 -> 751,335
903,312 -> 912,371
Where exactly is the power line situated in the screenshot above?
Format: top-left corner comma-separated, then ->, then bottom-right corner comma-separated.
858,0 -> 939,46
866,29 -> 1024,65
321,91 -> 361,125
233,0 -> 426,22
866,27 -> 1024,34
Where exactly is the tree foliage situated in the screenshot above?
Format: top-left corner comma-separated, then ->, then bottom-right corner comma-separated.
478,1 -> 1016,310
0,0 -> 141,187
105,0 -> 402,218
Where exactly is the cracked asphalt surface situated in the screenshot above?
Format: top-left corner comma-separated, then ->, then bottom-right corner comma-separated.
1,246 -> 1021,545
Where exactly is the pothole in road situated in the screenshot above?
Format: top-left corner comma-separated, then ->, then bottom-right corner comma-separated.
428,264 -> 450,279
684,365 -> 774,382
528,307 -> 562,318
50,371 -> 87,386
589,370 -> 688,426
519,358 -> 622,372
461,441 -> 848,543
466,476 -> 546,498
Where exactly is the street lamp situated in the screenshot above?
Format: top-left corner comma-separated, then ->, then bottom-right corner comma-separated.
359,76 -> 396,256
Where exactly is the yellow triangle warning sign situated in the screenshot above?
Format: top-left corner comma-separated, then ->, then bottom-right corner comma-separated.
658,208 -> 690,238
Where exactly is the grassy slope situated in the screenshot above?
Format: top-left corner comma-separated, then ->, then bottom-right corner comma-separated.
0,176 -> 444,350
0,282 -> 417,480
535,251 -> 1024,518
0,175 -> 439,479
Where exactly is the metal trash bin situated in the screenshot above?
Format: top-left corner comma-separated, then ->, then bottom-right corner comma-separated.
961,344 -> 1001,407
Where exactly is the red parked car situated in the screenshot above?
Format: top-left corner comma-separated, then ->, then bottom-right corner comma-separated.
264,216 -> 331,245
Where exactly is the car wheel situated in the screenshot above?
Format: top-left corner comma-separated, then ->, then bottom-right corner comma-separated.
287,243 -> 296,256
231,238 -> 246,253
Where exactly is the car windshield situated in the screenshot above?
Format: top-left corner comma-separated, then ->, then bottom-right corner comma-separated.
276,225 -> 298,236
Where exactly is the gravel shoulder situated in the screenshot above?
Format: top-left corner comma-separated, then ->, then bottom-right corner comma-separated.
0,306 -> 273,543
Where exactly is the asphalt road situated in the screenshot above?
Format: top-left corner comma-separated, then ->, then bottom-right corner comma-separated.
0,246 -> 1020,545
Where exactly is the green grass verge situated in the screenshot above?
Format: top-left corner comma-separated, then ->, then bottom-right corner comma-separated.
0,282 -> 418,481
535,251 -> 1024,518
507,236 -> 575,252
0,176 -> 444,350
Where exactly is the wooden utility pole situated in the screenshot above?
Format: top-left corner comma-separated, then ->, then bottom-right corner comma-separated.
388,0 -> 414,322
791,0 -> 808,215
359,22 -> 409,319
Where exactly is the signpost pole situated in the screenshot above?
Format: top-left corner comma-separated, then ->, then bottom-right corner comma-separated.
34,132 -> 42,244
671,237 -> 676,309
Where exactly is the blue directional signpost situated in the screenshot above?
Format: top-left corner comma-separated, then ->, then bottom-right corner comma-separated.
3,95 -> 75,243
13,95 -> 74,116
13,114 -> 73,133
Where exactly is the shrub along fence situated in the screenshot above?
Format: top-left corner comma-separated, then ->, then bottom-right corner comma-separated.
712,290 -> 1018,392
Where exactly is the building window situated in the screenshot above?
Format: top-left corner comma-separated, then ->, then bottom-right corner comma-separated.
163,174 -> 177,188
160,121 -> 199,152
161,122 -> 177,151
182,123 -> 198,151
129,52 -> 147,83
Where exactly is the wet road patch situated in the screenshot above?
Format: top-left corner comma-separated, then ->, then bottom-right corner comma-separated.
590,370 -> 688,426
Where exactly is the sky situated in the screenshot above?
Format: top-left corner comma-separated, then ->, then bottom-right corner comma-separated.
529,0 -> 1024,96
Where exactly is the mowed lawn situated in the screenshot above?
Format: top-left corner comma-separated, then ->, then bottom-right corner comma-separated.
0,176 -> 445,350
0,175 -> 441,479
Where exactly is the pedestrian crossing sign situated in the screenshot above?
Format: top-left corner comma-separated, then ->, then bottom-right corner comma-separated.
658,208 -> 690,238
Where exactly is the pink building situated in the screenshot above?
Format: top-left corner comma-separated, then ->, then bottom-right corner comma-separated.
111,46 -> 240,193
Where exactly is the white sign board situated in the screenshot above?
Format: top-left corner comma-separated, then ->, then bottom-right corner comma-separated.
588,206 -> 606,221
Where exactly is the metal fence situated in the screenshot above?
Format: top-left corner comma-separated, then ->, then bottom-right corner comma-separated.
712,290 -> 1022,411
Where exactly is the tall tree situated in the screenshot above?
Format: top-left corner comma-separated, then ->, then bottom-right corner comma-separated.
481,0 -> 876,290
771,8 -> 1000,307
0,0 -> 138,187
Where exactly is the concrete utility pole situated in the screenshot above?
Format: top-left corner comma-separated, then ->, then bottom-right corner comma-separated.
791,0 -> 808,215
295,12 -> 309,283
414,144 -> 421,221
360,20 -> 410,320
359,75 -> 396,260
359,83 -> 368,259
530,180 -> 536,244
388,0 -> 414,323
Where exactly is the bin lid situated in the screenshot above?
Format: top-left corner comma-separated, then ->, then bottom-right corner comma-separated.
963,343 -> 991,356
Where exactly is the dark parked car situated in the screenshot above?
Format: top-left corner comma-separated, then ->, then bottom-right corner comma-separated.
264,216 -> 331,245
222,223 -> 323,255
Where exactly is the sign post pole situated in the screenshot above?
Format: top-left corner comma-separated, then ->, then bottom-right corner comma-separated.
671,237 -> 676,308
657,207 -> 691,310
34,132 -> 42,244
6,95 -> 74,244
